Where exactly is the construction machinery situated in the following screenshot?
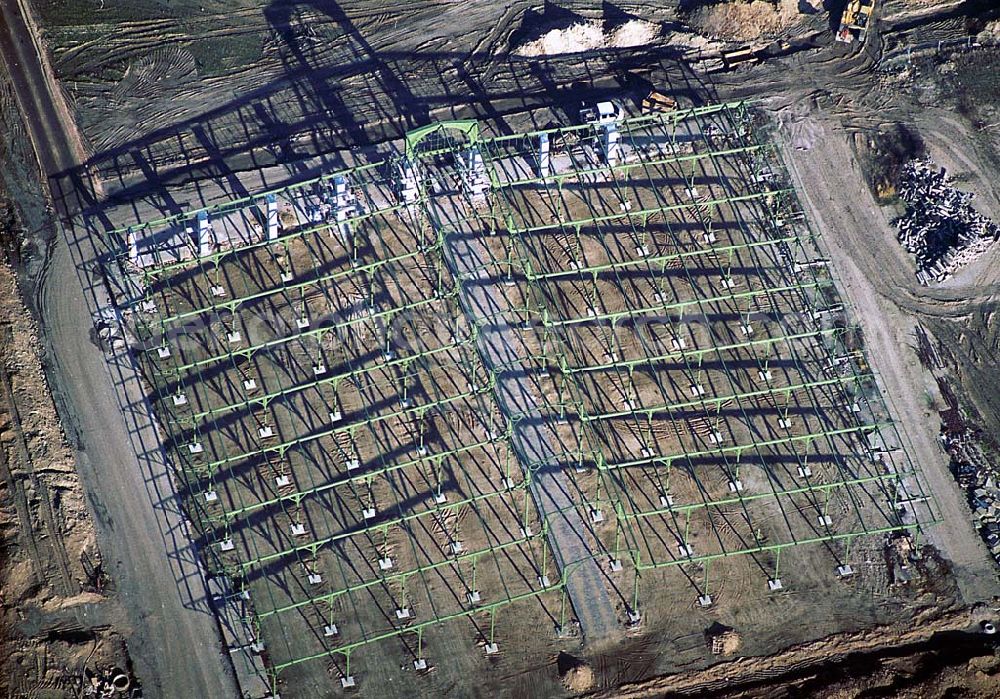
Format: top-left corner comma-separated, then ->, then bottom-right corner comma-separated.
579,100 -> 623,125
836,0 -> 876,44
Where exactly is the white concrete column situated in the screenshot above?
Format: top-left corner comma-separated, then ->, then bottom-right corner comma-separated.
266,193 -> 279,241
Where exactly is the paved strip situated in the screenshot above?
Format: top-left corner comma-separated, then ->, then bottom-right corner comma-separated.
431,193 -> 624,648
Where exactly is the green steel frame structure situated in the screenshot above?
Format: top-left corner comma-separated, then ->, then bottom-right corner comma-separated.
104,101 -> 938,694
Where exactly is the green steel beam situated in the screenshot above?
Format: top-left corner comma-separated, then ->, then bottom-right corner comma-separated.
484,101 -> 745,147
175,339 -> 473,425
508,189 -> 793,236
539,282 -> 822,329
267,584 -> 559,675
405,120 -> 480,160
580,373 -> 869,422
191,381 -> 495,475
525,235 -> 799,282
601,421 -> 892,471
214,433 -> 509,522
564,328 -> 840,375
236,478 -> 532,573
151,291 -> 457,375
156,241 -> 440,327
630,524 -> 921,572
135,190 -> 419,277
624,472 -> 900,522
111,161 -> 384,237
256,531 -> 541,619
496,144 -> 771,189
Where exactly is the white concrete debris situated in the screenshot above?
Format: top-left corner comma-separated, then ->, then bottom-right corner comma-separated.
893,159 -> 999,284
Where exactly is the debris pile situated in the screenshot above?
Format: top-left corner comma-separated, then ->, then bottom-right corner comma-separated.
706,623 -> 742,655
83,666 -> 134,697
514,20 -> 660,57
945,429 -> 1000,565
557,652 -> 596,692
688,0 -> 803,42
893,160 -> 1000,284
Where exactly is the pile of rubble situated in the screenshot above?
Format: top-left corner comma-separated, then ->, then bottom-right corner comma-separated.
893,159 -> 999,284
83,666 -> 135,697
945,430 -> 1000,566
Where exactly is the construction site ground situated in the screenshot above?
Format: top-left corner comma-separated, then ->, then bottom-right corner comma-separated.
0,0 -> 998,698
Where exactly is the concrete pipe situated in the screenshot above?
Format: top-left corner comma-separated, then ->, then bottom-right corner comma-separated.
111,670 -> 130,692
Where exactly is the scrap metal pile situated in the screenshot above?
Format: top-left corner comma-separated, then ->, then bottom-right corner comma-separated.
894,159 -> 999,284
947,429 -> 1000,566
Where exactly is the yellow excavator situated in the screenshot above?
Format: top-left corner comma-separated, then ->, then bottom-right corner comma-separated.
836,0 -> 876,44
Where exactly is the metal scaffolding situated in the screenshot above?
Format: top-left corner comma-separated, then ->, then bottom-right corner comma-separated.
104,101 -> 938,692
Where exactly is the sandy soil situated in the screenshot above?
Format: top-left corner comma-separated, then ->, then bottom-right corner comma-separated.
0,242 -> 132,694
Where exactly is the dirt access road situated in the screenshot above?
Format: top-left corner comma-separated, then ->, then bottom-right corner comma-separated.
0,1 -> 237,697
779,122 -> 999,604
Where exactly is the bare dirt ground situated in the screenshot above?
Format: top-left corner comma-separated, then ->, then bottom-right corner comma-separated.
0,17 -> 139,695
589,603 -> 999,698
0,0 -> 998,697
0,214 -> 135,694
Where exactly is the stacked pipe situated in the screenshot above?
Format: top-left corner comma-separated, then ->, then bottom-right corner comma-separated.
893,159 -> 1000,284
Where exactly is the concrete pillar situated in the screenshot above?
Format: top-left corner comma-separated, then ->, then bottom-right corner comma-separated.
126,226 -> 139,267
397,159 -> 419,205
461,147 -> 488,197
266,193 -> 279,241
197,211 -> 214,258
332,175 -> 349,207
335,207 -> 350,239
602,124 -> 621,165
538,132 -> 550,176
